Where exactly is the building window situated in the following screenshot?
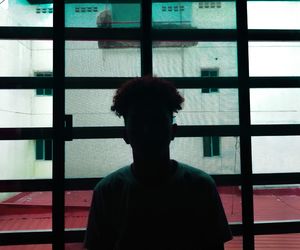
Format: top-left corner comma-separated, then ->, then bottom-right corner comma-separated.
36,140 -> 52,160
201,68 -> 219,93
203,136 -> 220,157
34,71 -> 53,96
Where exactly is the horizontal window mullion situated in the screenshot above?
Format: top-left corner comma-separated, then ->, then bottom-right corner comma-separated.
251,125 -> 300,136
249,77 -> 300,88
0,179 -> 52,192
0,77 -> 53,89
152,29 -> 237,41
248,30 -> 300,41
253,173 -> 300,185
65,28 -> 141,40
0,27 -> 53,40
72,125 -> 240,139
0,230 -> 52,246
254,221 -> 300,235
0,128 -> 53,140
65,77 -> 239,89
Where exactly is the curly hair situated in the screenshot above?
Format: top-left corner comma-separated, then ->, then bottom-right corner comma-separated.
111,76 -> 184,118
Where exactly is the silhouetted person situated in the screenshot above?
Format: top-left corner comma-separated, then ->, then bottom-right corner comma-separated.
84,76 -> 232,250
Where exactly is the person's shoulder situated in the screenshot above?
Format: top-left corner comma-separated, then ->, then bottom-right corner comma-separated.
94,165 -> 132,192
177,161 -> 216,188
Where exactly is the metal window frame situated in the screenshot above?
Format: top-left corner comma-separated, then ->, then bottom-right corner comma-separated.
0,0 -> 300,249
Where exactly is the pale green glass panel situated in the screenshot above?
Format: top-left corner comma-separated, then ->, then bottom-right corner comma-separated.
0,90 -> 52,128
249,42 -> 300,76
250,88 -> 300,125
65,41 -> 141,77
252,136 -> 300,173
153,42 -> 238,77
0,0 -> 52,27
248,1 -> 300,30
65,2 -> 140,28
0,40 -> 53,77
65,137 -> 240,178
152,1 -> 236,29
0,140 -> 52,180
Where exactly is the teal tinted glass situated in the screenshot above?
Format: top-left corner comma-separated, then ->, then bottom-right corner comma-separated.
65,2 -> 140,28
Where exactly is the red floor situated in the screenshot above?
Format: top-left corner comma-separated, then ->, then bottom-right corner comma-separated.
0,187 -> 300,249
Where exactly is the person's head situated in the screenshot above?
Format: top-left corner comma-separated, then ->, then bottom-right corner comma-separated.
111,76 -> 184,159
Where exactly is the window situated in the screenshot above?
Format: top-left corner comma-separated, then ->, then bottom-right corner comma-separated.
36,140 -> 52,160
35,72 -> 53,96
203,136 -> 220,157
201,68 -> 219,93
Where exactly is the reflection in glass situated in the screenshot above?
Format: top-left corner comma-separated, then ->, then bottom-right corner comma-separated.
65,41 -> 141,77
0,0 -> 53,27
0,90 -> 53,128
0,245 -> 52,250
0,40 -> 53,77
0,192 -> 52,231
253,185 -> 300,222
153,42 -> 237,77
252,136 -> 300,173
248,1 -> 300,30
249,42 -> 300,76
250,89 -> 300,125
152,1 -> 236,29
255,234 -> 300,250
0,140 -> 52,180
65,3 -> 140,28
225,236 -> 242,250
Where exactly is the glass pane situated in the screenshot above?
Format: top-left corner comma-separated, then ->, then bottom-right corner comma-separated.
0,0 -> 53,27
225,236 -> 242,250
153,1 -> 236,29
65,190 -> 93,230
65,2 -> 140,28
252,136 -> 300,173
0,191 -> 52,231
171,137 -> 240,175
66,88 -> 239,127
65,243 -> 84,250
0,90 -> 53,127
248,1 -> 300,30
0,245 -> 52,250
153,42 -> 238,77
0,40 -> 53,77
254,185 -> 300,222
249,42 -> 300,77
218,186 -> 242,223
65,41 -> 141,77
0,140 -> 52,180
66,137 -> 240,178
250,88 -> 300,125
255,233 -> 300,250
178,88 -> 239,125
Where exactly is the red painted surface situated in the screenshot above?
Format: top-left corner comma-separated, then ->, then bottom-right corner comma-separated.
0,187 -> 300,249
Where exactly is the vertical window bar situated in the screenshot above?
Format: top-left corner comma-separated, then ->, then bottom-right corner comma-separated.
212,136 -> 220,156
53,0 -> 65,249
236,0 -> 254,249
141,0 -> 152,75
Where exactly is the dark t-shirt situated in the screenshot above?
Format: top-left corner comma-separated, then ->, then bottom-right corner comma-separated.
84,161 -> 232,250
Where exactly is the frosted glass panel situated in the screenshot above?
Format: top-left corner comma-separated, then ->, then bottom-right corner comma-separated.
152,1 -> 236,29
250,89 -> 300,125
0,40 -> 53,77
252,136 -> 300,173
65,41 -> 141,77
249,42 -> 300,76
65,2 -> 140,28
0,0 -> 53,27
153,42 -> 237,77
248,1 -> 300,30
65,137 -> 240,178
0,140 -> 52,180
0,90 -> 52,128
